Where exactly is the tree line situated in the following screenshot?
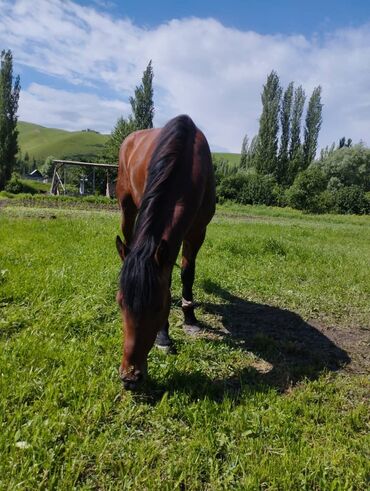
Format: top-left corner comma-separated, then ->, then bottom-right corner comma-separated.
1,52 -> 369,214
216,70 -> 369,214
239,71 -> 322,185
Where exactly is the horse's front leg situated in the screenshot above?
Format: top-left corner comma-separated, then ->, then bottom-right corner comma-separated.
180,229 -> 206,334
155,274 -> 176,353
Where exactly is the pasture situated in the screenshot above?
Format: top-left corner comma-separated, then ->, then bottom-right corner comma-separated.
0,203 -> 369,490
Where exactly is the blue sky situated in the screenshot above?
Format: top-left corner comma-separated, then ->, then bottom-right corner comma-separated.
80,0 -> 368,36
1,0 -> 369,152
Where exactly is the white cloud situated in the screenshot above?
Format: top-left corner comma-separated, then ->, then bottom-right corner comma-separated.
20,83 -> 130,132
1,0 -> 369,151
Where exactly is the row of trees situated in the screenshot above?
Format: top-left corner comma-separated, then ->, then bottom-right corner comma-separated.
0,50 -> 20,190
215,70 -> 369,214
240,71 -> 323,185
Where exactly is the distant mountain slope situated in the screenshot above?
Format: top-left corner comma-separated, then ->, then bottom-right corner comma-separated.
17,122 -> 109,162
17,121 -> 240,165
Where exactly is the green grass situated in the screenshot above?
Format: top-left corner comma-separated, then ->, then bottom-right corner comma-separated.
18,121 -> 109,162
0,204 -> 369,489
212,152 -> 241,167
19,179 -> 50,194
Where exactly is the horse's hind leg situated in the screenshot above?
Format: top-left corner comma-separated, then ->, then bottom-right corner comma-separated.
181,228 -> 206,334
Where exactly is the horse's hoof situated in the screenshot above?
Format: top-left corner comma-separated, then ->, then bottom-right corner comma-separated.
183,324 -> 202,336
155,342 -> 177,355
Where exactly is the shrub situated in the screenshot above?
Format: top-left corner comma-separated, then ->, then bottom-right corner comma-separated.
217,174 -> 247,202
4,173 -> 26,194
273,184 -> 288,207
317,144 -> 370,191
333,185 -> 368,215
316,190 -> 336,214
239,173 -> 277,205
217,172 -> 278,205
285,167 -> 328,212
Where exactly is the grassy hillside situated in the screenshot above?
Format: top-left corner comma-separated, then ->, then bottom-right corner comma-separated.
17,122 -> 109,163
213,152 -> 241,167
18,121 -> 240,165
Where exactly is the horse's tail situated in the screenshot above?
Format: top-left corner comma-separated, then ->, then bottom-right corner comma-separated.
120,115 -> 196,313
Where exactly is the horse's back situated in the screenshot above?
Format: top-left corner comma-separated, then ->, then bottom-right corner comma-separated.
116,117 -> 215,225
116,128 -> 161,206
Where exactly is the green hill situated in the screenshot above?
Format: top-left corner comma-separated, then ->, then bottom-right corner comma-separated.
213,152 -> 241,167
17,121 -> 240,166
17,122 -> 109,163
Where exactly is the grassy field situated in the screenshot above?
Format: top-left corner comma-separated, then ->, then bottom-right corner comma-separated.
0,203 -> 369,489
213,152 -> 241,167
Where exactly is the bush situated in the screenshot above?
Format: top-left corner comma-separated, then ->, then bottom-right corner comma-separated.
217,172 -> 278,205
315,190 -> 336,214
217,174 -> 246,202
4,173 -> 26,194
333,185 -> 368,214
317,144 -> 370,191
285,167 -> 328,212
239,173 -> 277,205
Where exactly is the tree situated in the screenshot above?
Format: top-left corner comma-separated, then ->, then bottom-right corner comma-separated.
278,81 -> 293,184
104,116 -> 136,163
130,60 -> 154,130
41,155 -> 56,178
0,50 -> 20,190
255,71 -> 282,175
287,85 -> 306,183
240,134 -> 249,169
104,61 -> 155,163
317,144 -> 370,191
339,137 -> 352,148
303,86 -> 322,169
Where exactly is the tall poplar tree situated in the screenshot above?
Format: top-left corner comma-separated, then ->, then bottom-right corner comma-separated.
240,134 -> 249,169
0,50 -> 20,190
104,61 -> 155,162
277,82 -> 293,184
255,71 -> 282,175
303,86 -> 322,168
287,85 -> 305,183
130,60 -> 154,130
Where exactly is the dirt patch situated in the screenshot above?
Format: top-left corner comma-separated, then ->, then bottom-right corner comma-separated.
197,281 -> 369,390
0,199 -> 10,210
315,322 -> 369,375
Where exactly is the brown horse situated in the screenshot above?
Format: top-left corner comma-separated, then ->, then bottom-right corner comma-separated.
115,115 -> 215,389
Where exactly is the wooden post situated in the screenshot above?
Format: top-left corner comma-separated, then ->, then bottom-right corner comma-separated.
106,170 -> 110,198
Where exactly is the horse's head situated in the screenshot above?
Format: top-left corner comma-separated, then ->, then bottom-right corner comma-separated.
116,236 -> 171,390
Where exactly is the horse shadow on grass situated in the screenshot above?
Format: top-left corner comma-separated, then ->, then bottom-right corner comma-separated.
141,280 -> 350,403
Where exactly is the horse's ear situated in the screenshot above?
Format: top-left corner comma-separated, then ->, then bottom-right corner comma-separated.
155,239 -> 169,267
116,235 -> 129,261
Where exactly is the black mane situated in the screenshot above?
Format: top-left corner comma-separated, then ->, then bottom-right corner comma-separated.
120,115 -> 196,314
